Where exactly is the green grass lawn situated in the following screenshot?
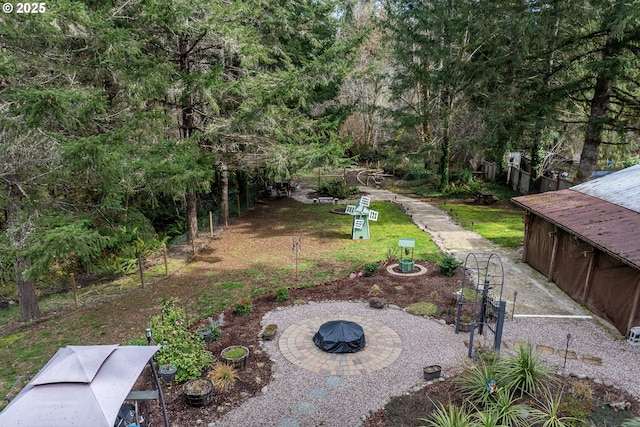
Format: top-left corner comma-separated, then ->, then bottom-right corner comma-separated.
437,202 -> 524,248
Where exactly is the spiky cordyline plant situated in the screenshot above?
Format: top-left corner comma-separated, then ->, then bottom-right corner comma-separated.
454,359 -> 500,409
497,342 -> 554,397
530,386 -> 586,427
486,387 -> 533,427
419,402 -> 475,427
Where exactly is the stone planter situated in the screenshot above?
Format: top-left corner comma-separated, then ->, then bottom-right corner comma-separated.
221,345 -> 249,369
399,258 -> 414,273
261,324 -> 277,341
423,365 -> 441,381
182,378 -> 214,407
458,322 -> 472,333
369,297 -> 386,309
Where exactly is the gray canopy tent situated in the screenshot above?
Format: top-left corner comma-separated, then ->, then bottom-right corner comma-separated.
0,344 -> 168,427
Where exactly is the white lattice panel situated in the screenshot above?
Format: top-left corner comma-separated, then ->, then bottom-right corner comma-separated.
353,219 -> 365,229
368,210 -> 379,221
359,196 -> 371,207
345,205 -> 356,215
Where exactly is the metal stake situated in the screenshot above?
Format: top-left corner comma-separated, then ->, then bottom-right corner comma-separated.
563,333 -> 572,369
512,291 -> 518,320
292,236 -> 302,281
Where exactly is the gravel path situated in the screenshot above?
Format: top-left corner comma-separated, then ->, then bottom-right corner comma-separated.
213,302 -> 640,427
210,187 -> 640,427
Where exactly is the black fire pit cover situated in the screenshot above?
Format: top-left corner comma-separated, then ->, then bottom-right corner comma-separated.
313,320 -> 366,353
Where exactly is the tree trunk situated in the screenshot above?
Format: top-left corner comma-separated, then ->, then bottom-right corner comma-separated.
576,36 -> 617,183
15,257 -> 41,321
438,89 -> 452,191
219,160 -> 229,227
180,34 -> 198,237
4,177 -> 42,320
186,192 -> 198,240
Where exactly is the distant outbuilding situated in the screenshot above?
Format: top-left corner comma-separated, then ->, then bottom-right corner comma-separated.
512,165 -> 640,335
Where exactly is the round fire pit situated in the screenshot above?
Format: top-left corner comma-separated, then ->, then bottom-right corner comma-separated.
313,320 -> 366,353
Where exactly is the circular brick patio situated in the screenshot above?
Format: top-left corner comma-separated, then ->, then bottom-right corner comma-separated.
278,315 -> 403,376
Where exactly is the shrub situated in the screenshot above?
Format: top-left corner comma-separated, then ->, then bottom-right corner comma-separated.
363,262 -> 380,277
571,382 -> 593,400
406,302 -> 438,317
559,395 -> 595,422
530,387 -> 585,427
368,284 -> 383,296
233,297 -> 253,315
439,253 -> 463,277
208,363 -> 238,392
149,298 -> 213,383
419,402 -> 474,427
275,286 -> 290,302
497,342 -> 553,397
317,179 -> 358,199
486,387 -> 532,427
454,359 -> 500,409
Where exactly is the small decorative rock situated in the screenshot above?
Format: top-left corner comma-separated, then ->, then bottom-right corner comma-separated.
388,304 -> 401,310
577,374 -> 587,380
604,380 -> 614,387
594,378 -> 603,384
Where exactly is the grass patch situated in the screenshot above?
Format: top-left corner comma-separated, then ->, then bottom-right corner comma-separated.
243,269 -> 262,276
437,203 -> 524,248
406,302 -> 438,317
221,281 -> 244,289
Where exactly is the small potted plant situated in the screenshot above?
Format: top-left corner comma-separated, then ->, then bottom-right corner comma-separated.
458,316 -> 473,333
158,363 -> 177,384
196,318 -> 222,343
221,345 -> 249,369
423,365 -> 442,381
261,324 -> 278,341
196,325 -> 212,342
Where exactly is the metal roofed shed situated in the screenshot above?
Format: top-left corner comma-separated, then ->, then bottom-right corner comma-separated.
571,164 -> 640,213
512,165 -> 640,336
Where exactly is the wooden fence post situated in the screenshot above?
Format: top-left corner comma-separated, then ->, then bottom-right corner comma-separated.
209,211 -> 214,237
138,257 -> 145,289
162,243 -> 169,277
237,194 -> 241,217
71,273 -> 78,309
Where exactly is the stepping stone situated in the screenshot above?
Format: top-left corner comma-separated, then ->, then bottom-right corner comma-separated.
308,388 -> 328,399
536,344 -> 555,355
581,355 -> 603,366
294,402 -> 316,416
278,418 -> 300,427
325,376 -> 344,387
557,350 -> 578,359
